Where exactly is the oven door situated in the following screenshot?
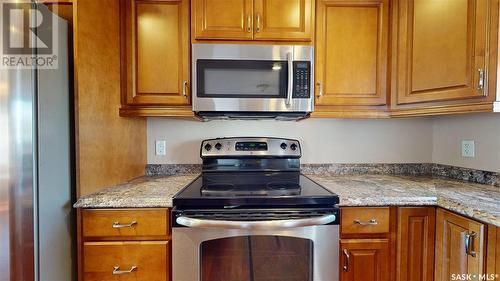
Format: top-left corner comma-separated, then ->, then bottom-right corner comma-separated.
192,44 -> 314,113
172,216 -> 339,281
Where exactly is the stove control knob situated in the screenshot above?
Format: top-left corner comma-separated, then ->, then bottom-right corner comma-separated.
215,143 -> 222,150
280,142 -> 288,150
204,143 -> 212,151
290,143 -> 298,151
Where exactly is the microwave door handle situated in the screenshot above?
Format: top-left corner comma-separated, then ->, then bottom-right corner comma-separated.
176,214 -> 336,230
286,52 -> 293,106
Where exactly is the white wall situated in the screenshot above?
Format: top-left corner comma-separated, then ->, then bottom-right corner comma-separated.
432,113 -> 500,172
147,118 -> 433,164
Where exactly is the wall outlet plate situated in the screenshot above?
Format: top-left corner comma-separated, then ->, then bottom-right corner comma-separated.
155,140 -> 166,156
461,140 -> 475,158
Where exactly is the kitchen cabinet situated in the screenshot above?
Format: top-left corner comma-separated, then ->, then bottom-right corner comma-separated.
192,0 -> 313,41
78,208 -> 171,281
340,207 -> 393,281
314,0 -> 389,115
435,208 -> 485,281
397,207 -> 435,281
340,239 -> 390,281
486,226 -> 500,279
120,0 -> 192,117
391,0 -> 499,116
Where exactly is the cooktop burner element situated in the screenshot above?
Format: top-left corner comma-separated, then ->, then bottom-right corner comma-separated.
173,137 -> 339,209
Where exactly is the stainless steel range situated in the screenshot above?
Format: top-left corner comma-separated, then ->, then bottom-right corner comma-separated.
172,137 -> 340,281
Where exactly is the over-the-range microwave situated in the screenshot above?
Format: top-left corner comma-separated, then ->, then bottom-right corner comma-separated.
192,44 -> 314,120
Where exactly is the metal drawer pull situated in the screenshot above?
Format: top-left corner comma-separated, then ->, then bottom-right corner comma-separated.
256,13 -> 261,32
353,219 -> 378,225
112,221 -> 137,228
465,231 -> 477,257
113,266 -> 137,275
343,249 -> 350,272
176,214 -> 336,230
247,14 -> 252,32
316,82 -> 323,98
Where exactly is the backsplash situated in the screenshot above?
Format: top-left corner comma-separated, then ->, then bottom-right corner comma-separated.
145,163 -> 500,187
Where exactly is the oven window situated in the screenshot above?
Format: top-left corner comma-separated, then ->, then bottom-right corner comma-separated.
197,60 -> 288,98
201,235 -> 313,281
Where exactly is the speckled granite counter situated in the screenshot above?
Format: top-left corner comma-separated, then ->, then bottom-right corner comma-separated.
73,174 -> 199,208
73,173 -> 500,227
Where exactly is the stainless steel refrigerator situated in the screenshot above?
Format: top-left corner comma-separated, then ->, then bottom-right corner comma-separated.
0,4 -> 74,281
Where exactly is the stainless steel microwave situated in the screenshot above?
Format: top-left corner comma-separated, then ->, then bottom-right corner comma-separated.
192,44 -> 314,120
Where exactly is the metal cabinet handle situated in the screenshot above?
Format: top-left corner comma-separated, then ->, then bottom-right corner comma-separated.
247,14 -> 252,32
343,249 -> 350,272
465,231 -> 477,257
316,82 -> 323,98
353,219 -> 378,226
286,52 -> 293,106
256,13 -> 261,32
176,214 -> 336,230
182,80 -> 188,98
478,69 -> 485,90
113,266 -> 137,275
112,221 -> 137,228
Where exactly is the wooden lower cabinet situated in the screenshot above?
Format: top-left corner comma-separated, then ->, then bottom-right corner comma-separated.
435,208 -> 485,281
83,241 -> 169,281
340,239 -> 390,281
397,207 -> 436,281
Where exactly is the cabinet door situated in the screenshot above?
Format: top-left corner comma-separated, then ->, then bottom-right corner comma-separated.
315,0 -> 388,106
122,0 -> 190,106
395,0 -> 490,105
397,207 -> 435,281
435,208 -> 485,281
193,0 -> 254,40
253,0 -> 313,41
340,239 -> 390,281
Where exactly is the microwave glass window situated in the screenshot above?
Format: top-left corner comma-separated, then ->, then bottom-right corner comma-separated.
197,60 -> 288,98
201,235 -> 313,281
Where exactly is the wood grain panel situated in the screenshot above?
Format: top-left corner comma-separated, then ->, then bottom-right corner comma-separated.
82,209 -> 169,239
395,0 -> 489,104
315,0 -> 388,106
435,208 -> 485,281
254,0 -> 313,41
397,207 -> 435,281
341,207 -> 390,235
340,239 -> 390,281
193,0 -> 254,40
83,241 -> 169,281
486,226 -> 499,278
122,0 -> 191,105
75,0 -> 146,196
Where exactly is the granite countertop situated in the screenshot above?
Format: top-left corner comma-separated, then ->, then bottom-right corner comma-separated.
74,173 -> 500,227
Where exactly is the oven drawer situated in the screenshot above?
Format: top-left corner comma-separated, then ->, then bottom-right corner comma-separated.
83,241 -> 169,281
341,207 -> 390,234
82,209 -> 169,239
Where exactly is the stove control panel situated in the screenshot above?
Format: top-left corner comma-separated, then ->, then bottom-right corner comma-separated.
201,137 -> 301,158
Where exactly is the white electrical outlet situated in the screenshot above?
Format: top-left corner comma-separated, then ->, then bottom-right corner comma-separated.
155,140 -> 166,156
461,140 -> 475,158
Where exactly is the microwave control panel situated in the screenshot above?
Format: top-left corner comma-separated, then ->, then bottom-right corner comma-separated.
293,61 -> 311,98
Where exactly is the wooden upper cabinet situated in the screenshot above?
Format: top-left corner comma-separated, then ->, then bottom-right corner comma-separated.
395,0 -> 490,105
315,0 -> 389,106
193,0 -> 254,40
253,0 -> 313,41
435,208 -> 485,281
121,0 -> 191,106
340,239 -> 390,281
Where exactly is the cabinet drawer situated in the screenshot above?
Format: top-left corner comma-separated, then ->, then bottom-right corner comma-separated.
82,209 -> 169,239
83,241 -> 169,281
341,207 -> 390,234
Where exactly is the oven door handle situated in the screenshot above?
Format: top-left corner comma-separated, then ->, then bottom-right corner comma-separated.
175,214 -> 336,230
